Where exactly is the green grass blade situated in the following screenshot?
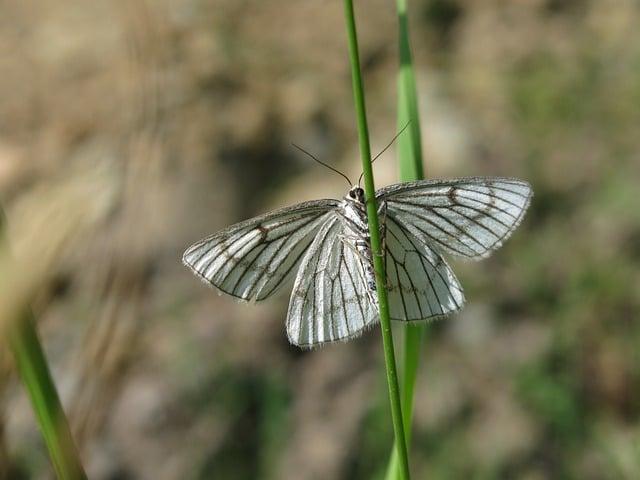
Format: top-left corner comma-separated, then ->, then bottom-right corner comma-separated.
385,1 -> 426,479
7,316 -> 87,479
1,209 -> 87,480
342,1 -> 411,479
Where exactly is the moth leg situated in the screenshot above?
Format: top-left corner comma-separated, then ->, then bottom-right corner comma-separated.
337,233 -> 362,246
340,236 -> 374,265
372,201 -> 388,260
376,201 -> 391,288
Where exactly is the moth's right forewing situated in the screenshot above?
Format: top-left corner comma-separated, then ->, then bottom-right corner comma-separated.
377,177 -> 532,260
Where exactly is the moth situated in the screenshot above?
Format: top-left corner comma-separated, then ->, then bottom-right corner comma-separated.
183,174 -> 532,347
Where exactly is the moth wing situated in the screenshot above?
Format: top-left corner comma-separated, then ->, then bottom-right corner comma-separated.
287,216 -> 378,347
384,214 -> 465,321
377,177 -> 532,260
183,199 -> 340,301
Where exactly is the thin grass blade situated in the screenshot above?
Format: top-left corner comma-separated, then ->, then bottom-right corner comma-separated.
342,1 -> 411,478
0,207 -> 87,480
385,0 -> 426,478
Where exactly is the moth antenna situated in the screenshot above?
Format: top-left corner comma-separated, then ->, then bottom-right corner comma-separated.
292,143 -> 353,187
358,121 -> 412,186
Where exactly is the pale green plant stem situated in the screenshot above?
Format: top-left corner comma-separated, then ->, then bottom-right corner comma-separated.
385,0 -> 426,479
0,209 -> 86,479
342,1 -> 411,479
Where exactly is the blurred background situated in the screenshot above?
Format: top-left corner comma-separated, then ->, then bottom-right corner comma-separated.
1,0 -> 639,478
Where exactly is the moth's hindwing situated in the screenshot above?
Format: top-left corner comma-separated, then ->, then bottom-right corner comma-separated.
287,215 -> 378,347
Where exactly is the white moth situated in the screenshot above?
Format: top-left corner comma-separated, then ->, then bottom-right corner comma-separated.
183,177 -> 532,347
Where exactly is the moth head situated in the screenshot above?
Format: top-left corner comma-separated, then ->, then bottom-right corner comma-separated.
347,186 -> 365,203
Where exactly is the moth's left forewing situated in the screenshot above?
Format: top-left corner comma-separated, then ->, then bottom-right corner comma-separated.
182,199 -> 340,301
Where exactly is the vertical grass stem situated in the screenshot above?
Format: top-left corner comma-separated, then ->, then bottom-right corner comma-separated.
385,0 -> 427,478
342,1 -> 411,479
0,208 -> 86,479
